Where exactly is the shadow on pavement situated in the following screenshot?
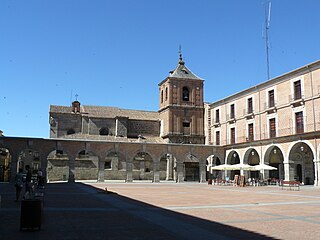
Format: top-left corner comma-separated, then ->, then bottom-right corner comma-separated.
0,182 -> 279,240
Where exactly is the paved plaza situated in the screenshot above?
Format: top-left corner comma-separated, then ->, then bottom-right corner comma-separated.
1,181 -> 320,240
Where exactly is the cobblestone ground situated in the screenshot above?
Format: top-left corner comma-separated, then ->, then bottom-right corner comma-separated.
1,181 -> 320,239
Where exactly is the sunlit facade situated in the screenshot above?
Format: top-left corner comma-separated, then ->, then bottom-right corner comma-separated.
205,60 -> 320,185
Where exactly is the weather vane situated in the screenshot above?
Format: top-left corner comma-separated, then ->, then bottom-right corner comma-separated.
75,94 -> 79,101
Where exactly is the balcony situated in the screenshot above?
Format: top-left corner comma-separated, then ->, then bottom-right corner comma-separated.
243,109 -> 254,119
213,121 -> 221,127
264,102 -> 277,114
289,94 -> 304,107
227,114 -> 236,124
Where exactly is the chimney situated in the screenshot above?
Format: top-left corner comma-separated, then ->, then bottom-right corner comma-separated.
72,101 -> 80,113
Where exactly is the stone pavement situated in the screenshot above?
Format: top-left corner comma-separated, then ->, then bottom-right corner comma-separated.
1,181 -> 320,240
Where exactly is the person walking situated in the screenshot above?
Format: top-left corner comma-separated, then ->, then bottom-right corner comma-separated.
14,168 -> 24,201
25,165 -> 32,195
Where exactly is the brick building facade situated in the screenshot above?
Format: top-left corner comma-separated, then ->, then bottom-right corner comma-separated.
206,60 -> 320,185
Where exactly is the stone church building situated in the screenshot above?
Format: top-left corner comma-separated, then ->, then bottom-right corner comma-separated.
49,53 -> 205,145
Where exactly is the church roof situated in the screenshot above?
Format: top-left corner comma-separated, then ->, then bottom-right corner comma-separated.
168,54 -> 203,80
50,105 -> 160,121
82,106 -> 159,120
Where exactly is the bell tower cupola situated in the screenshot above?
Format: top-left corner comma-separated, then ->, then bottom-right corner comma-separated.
158,52 -> 205,144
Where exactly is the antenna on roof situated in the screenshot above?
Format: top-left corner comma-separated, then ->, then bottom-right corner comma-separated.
178,44 -> 183,60
264,0 -> 272,80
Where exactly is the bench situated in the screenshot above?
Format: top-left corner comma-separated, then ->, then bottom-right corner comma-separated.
279,180 -> 300,191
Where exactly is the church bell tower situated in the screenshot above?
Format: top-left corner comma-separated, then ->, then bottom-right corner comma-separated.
158,53 -> 205,144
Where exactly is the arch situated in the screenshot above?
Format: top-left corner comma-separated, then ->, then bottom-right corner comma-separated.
288,141 -> 315,185
264,145 -> 285,181
67,129 -> 75,135
73,149 -> 99,181
183,153 -> 199,181
243,148 -> 260,165
243,148 -> 260,179
226,150 -> 240,165
132,151 -> 153,181
0,148 -> 11,182
161,90 -> 163,103
17,149 -> 42,175
183,153 -> 199,163
165,87 -> 168,101
99,127 -> 109,136
207,154 -> 222,180
182,86 -> 190,101
287,140 -> 316,160
226,150 -> 240,180
46,150 -> 70,182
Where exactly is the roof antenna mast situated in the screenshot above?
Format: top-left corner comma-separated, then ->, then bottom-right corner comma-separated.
264,0 -> 272,80
178,44 -> 182,60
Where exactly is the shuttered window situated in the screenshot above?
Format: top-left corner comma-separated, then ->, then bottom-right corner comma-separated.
248,123 -> 254,141
268,90 -> 275,108
216,131 -> 220,145
295,111 -> 304,134
230,104 -> 235,119
230,128 -> 235,144
247,98 -> 253,114
294,80 -> 302,100
215,109 -> 220,123
269,118 -> 276,138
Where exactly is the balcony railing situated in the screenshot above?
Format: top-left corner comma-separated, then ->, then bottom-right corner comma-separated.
289,93 -> 305,107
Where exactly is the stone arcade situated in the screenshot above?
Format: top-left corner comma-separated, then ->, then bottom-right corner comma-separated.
1,56 -> 320,185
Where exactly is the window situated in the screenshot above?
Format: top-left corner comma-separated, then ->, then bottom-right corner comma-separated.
104,161 -> 111,169
67,129 -> 75,135
230,127 -> 235,144
183,122 -> 190,127
215,109 -> 220,123
247,98 -> 253,114
248,123 -> 254,141
182,87 -> 189,101
165,87 -> 168,101
269,118 -> 276,138
216,131 -> 220,145
161,90 -> 163,103
268,90 -> 275,108
99,128 -> 109,136
295,111 -> 304,134
294,80 -> 302,100
230,104 -> 235,119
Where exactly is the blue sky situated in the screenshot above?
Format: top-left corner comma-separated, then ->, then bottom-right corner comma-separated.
1,0 -> 319,138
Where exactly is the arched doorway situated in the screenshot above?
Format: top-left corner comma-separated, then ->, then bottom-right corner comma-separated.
18,149 -> 41,176
244,149 -> 260,179
227,151 -> 240,180
0,148 -> 11,182
264,146 -> 284,181
132,152 -> 153,181
289,142 -> 315,185
207,155 -> 222,180
184,154 -> 199,182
